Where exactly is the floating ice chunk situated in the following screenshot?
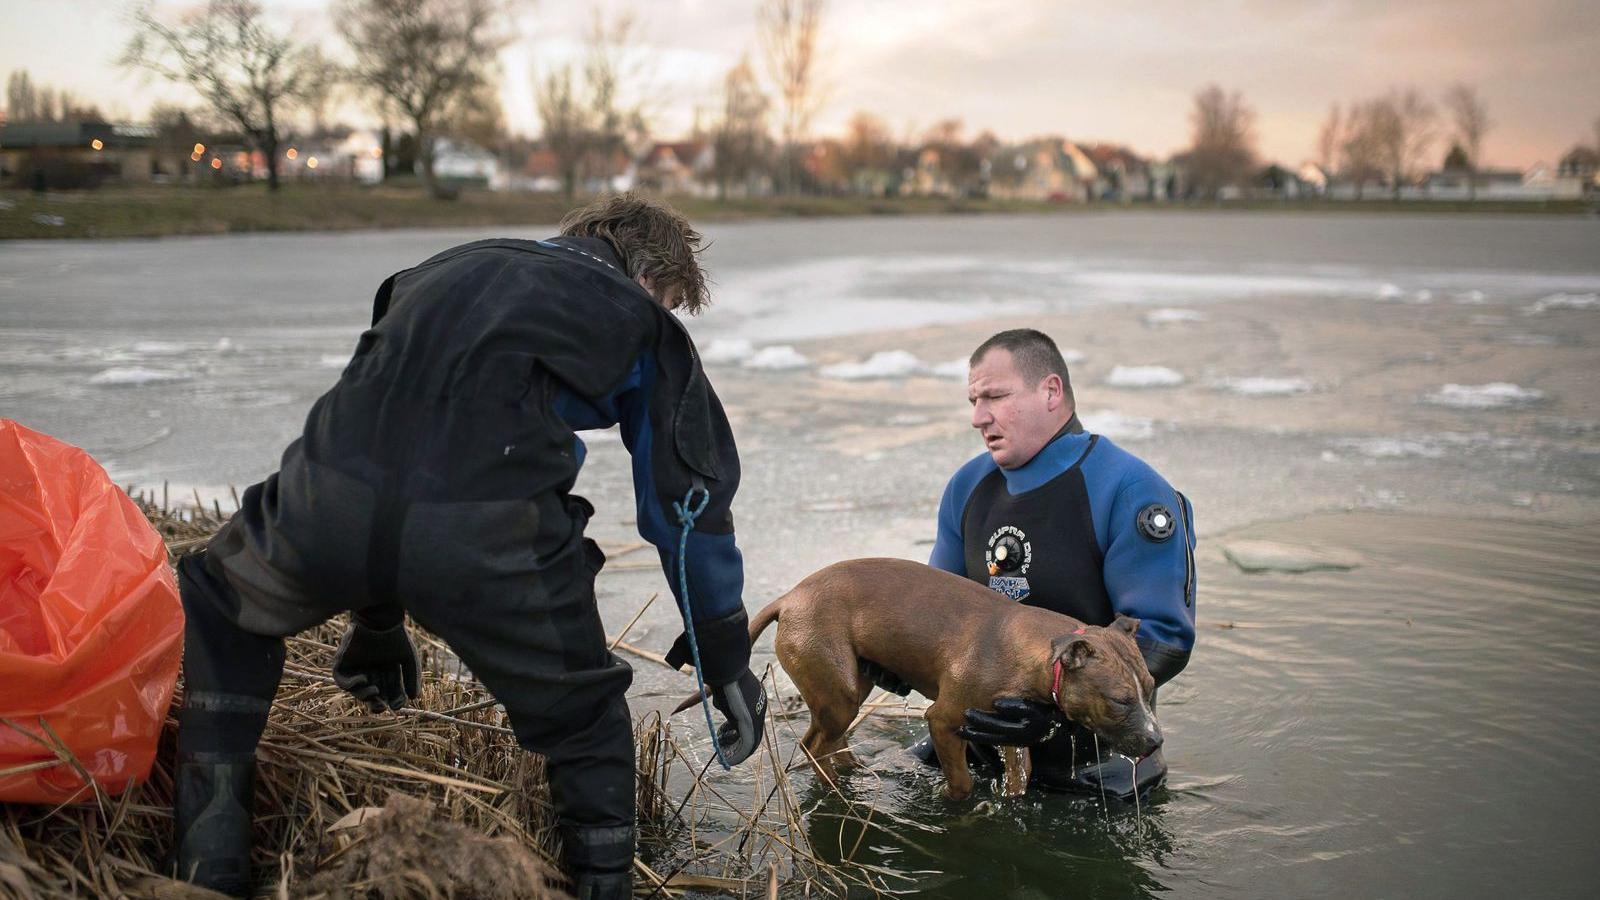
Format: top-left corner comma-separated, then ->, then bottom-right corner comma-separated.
1144,308 -> 1206,326
742,345 -> 810,371
319,354 -> 352,368
131,341 -> 188,356
1085,411 -> 1155,441
930,358 -> 969,379
1105,365 -> 1185,388
89,367 -> 191,386
701,337 -> 755,365
1215,376 -> 1313,396
1424,382 -> 1543,409
820,350 -> 923,380
1525,292 -> 1599,313
1335,437 -> 1445,459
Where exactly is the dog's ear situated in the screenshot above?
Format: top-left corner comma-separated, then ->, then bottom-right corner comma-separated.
1050,634 -> 1096,670
1110,615 -> 1141,638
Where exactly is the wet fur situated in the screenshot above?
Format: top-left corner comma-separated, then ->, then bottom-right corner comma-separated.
675,558 -> 1160,799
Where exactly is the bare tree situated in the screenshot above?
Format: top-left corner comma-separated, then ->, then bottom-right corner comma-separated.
1315,103 -> 1342,176
1339,98 -> 1393,200
6,71 -> 37,122
759,0 -> 826,194
1373,88 -> 1436,199
123,1 -> 330,191
1184,84 -> 1256,199
840,110 -> 893,190
711,56 -> 771,198
535,10 -> 649,199
1443,83 -> 1490,200
337,0 -> 510,198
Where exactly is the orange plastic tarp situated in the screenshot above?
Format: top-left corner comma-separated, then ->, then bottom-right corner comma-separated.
0,418 -> 184,803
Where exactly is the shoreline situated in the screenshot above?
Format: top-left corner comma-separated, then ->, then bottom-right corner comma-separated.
2,184 -> 1593,240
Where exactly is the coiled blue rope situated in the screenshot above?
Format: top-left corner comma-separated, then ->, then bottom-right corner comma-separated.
671,484 -> 731,770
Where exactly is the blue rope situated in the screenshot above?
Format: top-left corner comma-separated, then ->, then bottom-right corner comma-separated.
671,484 -> 730,770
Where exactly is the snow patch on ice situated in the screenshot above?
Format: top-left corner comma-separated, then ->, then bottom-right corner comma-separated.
89,367 -> 191,386
1105,365 -> 1185,388
130,341 -> 189,356
1424,382 -> 1543,409
819,350 -> 923,380
742,345 -> 810,371
1144,307 -> 1206,326
1525,292 -> 1599,313
1214,376 -> 1313,396
701,338 -> 755,365
1085,411 -> 1156,441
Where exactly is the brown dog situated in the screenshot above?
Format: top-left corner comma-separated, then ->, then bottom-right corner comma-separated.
675,558 -> 1161,799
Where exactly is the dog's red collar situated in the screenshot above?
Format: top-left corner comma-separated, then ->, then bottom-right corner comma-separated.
1050,625 -> 1086,704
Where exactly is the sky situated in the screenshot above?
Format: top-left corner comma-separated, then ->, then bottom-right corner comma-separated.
4,0 -> 1597,168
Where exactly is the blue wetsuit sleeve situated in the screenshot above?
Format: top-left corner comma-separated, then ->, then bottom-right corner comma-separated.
615,356 -> 745,625
1103,477 -> 1196,686
928,472 -> 968,574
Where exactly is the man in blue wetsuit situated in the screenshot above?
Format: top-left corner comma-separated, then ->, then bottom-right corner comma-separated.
170,195 -> 764,899
875,328 -> 1195,799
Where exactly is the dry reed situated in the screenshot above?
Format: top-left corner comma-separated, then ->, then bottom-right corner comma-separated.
0,487 -> 902,899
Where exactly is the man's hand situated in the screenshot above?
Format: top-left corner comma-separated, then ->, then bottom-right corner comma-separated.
331,619 -> 420,713
709,669 -> 766,765
956,697 -> 1062,746
859,659 -> 913,697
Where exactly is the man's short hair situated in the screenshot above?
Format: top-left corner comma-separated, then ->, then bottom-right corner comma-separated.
970,328 -> 1075,403
558,193 -> 709,314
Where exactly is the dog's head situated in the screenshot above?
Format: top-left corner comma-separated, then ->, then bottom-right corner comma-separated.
1049,615 -> 1162,759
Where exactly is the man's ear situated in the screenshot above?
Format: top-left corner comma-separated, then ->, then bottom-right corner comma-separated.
1110,615 -> 1141,638
1042,373 -> 1064,411
1050,634 -> 1095,670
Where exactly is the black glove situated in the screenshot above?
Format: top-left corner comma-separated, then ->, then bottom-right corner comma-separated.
859,659 -> 913,697
956,697 -> 1062,746
331,618 -> 420,713
709,669 -> 767,765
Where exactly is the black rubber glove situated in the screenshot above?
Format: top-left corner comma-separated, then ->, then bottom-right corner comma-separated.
956,697 -> 1062,746
331,619 -> 420,713
709,669 -> 767,765
859,659 -> 913,697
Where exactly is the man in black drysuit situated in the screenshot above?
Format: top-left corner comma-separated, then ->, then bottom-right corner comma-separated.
171,195 -> 766,900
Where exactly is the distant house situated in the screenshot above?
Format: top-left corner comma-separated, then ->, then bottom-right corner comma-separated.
431,138 -> 500,188
634,140 -> 714,195
0,121 -> 155,189
1082,143 -> 1152,200
989,139 -> 1099,202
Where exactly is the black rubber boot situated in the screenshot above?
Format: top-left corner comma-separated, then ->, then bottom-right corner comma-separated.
172,752 -> 255,896
561,822 -> 635,900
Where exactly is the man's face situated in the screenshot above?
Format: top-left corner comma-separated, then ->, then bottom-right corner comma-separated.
968,348 -> 1068,469
636,274 -> 683,311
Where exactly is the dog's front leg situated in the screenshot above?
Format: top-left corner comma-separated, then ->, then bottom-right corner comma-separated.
926,711 -> 974,800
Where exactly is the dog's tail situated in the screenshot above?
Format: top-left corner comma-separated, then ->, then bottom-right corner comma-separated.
669,595 -> 784,715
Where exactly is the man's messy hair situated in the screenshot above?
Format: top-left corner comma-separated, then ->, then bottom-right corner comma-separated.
558,192 -> 710,314
970,328 -> 1075,404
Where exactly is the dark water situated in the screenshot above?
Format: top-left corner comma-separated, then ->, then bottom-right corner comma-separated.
654,513 -> 1600,899
3,214 -> 1598,897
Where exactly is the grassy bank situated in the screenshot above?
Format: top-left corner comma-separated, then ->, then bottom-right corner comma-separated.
0,183 -> 1593,240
